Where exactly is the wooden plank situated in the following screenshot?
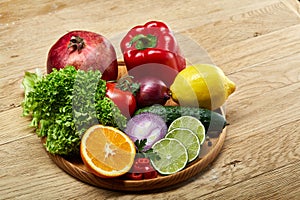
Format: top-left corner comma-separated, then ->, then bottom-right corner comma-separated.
282,0 -> 300,17
156,0 -> 284,31
224,51 -> 300,121
0,107 -> 34,145
0,136 -> 117,199
225,81 -> 300,139
226,53 -> 300,104
0,73 -> 26,112
0,0 -> 87,25
0,0 -> 281,29
199,161 -> 300,199
210,24 -> 300,74
182,1 -> 300,52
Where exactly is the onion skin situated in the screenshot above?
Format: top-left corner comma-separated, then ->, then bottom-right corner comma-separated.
47,30 -> 118,81
135,77 -> 171,108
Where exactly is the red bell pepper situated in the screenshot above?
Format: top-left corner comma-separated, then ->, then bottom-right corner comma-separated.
120,21 -> 186,86
125,157 -> 158,180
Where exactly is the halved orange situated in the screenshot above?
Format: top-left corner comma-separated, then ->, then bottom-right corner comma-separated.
80,125 -> 136,178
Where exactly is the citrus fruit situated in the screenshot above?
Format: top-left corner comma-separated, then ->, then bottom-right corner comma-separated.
168,116 -> 206,144
170,64 -> 236,110
150,138 -> 188,175
80,124 -> 136,178
166,128 -> 201,162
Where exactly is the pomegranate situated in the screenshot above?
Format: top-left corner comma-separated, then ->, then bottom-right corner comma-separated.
47,30 -> 118,81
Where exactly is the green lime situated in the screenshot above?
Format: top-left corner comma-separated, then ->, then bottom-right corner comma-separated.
166,128 -> 201,162
168,116 -> 206,144
150,138 -> 188,175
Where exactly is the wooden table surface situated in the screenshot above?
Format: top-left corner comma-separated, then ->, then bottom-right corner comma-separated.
1,0 -> 300,199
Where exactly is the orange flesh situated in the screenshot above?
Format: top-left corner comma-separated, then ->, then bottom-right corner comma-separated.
84,127 -> 134,172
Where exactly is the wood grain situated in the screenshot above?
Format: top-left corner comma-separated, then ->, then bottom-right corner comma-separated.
198,161 -> 300,200
283,0 -> 300,17
211,24 -> 300,74
1,0 -> 300,199
182,1 -> 300,52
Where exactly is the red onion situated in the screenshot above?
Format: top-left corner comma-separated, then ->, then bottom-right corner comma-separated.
125,113 -> 167,151
47,30 -> 118,81
135,77 -> 171,108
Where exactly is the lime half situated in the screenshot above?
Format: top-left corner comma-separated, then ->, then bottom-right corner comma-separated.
151,138 -> 188,175
166,128 -> 201,162
168,116 -> 206,144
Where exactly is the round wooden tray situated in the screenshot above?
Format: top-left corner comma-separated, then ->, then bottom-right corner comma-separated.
43,108 -> 226,192
41,61 -> 227,191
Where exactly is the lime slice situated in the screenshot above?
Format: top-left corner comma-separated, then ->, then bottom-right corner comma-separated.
168,116 -> 206,144
166,128 -> 201,162
150,138 -> 188,175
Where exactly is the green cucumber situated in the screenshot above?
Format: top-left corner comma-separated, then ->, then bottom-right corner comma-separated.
134,105 -> 227,133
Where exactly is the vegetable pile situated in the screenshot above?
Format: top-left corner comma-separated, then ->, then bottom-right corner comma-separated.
22,66 -> 126,155
22,21 -> 235,180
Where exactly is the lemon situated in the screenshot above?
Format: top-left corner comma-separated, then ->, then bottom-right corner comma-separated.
170,64 -> 236,110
